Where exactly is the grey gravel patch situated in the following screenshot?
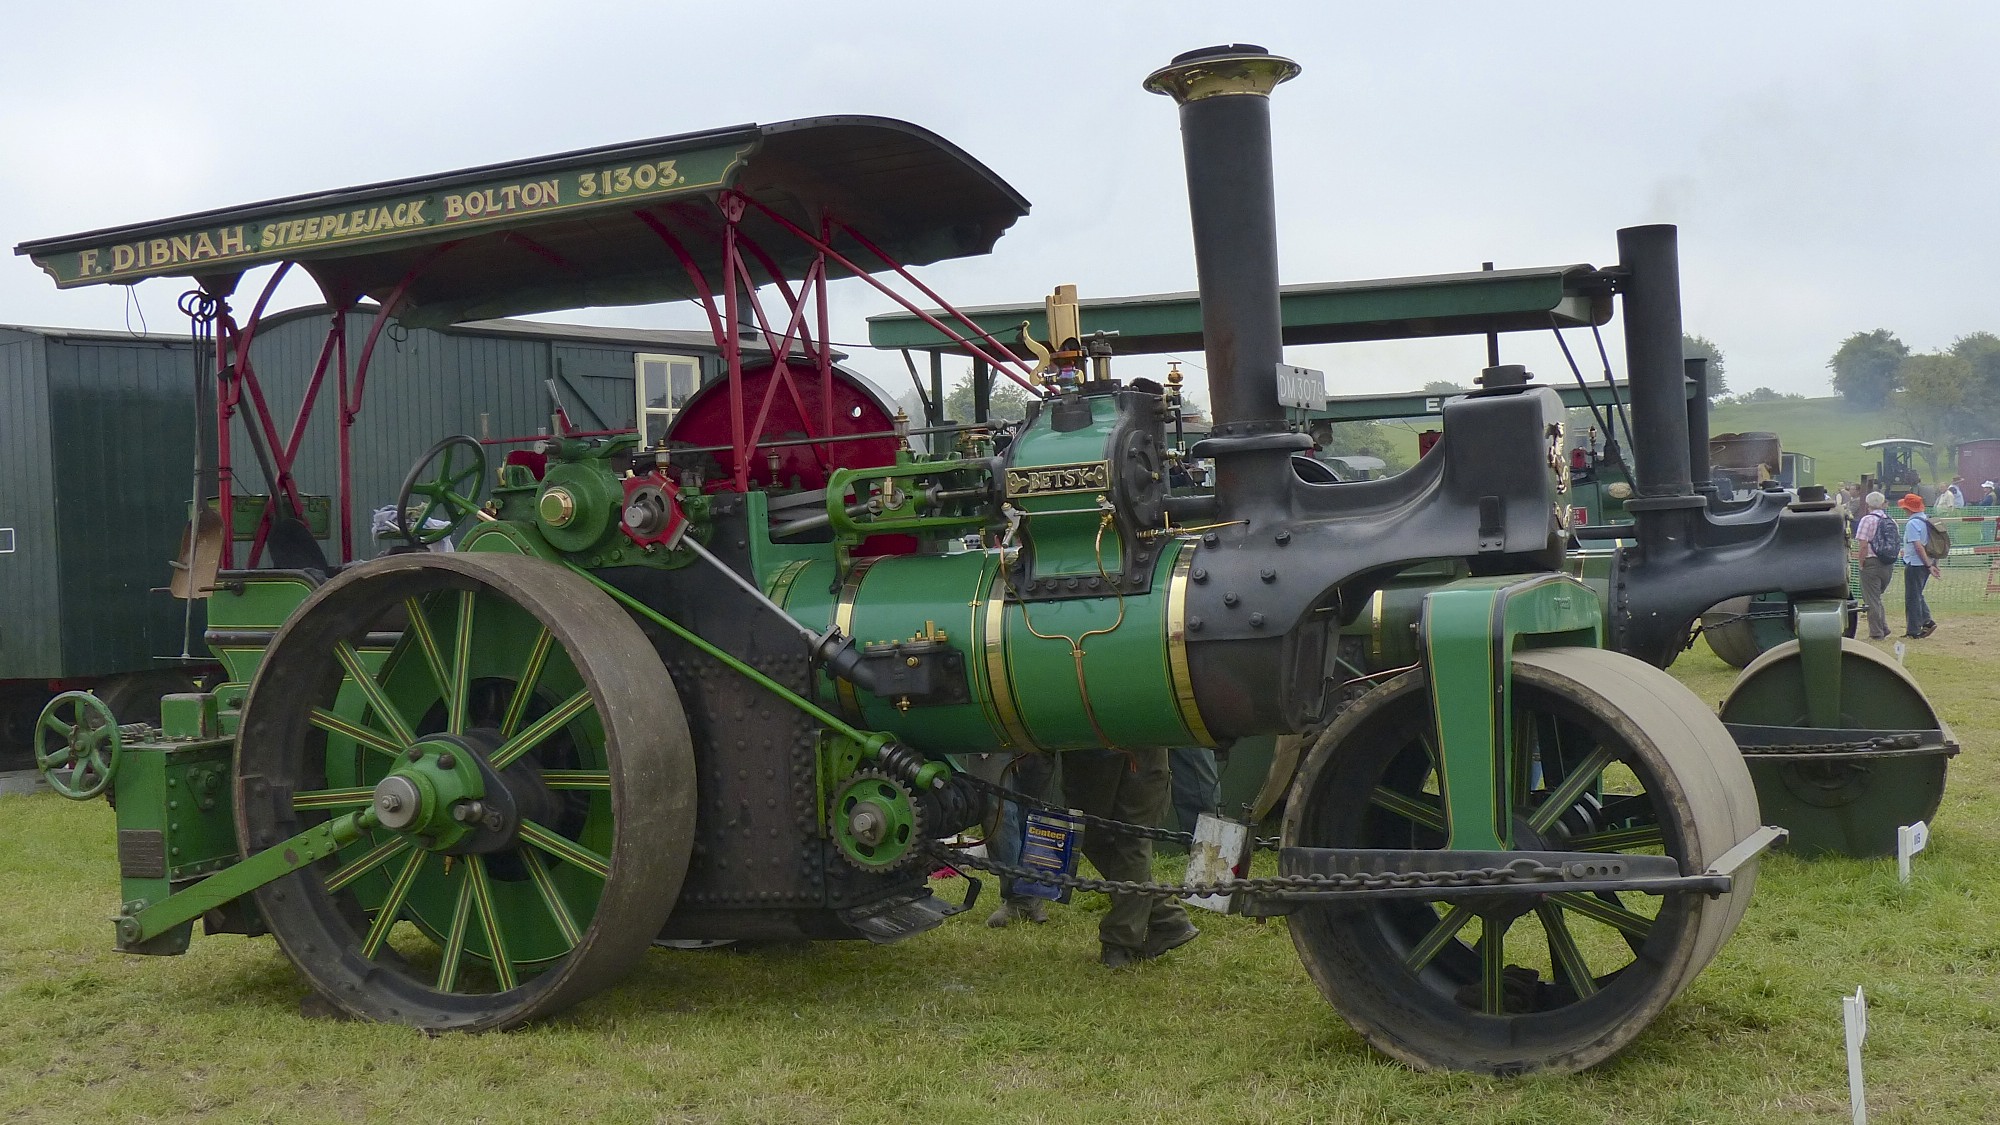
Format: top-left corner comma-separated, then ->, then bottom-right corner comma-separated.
0,770 -> 48,797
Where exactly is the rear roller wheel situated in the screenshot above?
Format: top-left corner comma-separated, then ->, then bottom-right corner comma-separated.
1722,637 -> 1952,858
1282,648 -> 1760,1074
235,552 -> 695,1030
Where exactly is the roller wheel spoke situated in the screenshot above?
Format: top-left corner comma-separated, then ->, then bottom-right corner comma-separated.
1477,917 -> 1510,1015
1370,786 -> 1444,833
1563,825 -> 1665,852
1548,891 -> 1655,941
1536,902 -> 1599,999
1401,904 -> 1473,973
1527,746 -> 1615,834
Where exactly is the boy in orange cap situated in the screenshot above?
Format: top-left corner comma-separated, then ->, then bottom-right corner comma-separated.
1898,493 -> 1940,637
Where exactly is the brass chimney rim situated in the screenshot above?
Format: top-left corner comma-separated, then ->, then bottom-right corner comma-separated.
1144,44 -> 1301,104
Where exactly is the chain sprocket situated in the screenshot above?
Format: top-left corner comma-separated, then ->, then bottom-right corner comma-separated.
829,768 -> 925,871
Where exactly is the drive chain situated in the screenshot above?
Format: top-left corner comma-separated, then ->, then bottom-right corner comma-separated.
923,841 -> 1564,901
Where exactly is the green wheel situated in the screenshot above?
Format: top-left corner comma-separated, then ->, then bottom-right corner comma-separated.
395,435 -> 487,545
235,552 -> 695,1030
1283,648 -> 1760,1074
1722,637 -> 1952,858
35,691 -> 123,800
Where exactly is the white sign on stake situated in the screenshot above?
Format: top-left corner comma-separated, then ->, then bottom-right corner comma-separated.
1897,820 -> 1930,884
1893,640 -> 1907,665
1844,987 -> 1869,1125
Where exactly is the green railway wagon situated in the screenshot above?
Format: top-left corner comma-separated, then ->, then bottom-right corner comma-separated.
0,324 -> 213,767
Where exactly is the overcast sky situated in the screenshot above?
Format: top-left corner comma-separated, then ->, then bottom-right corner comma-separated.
4,2 -> 1995,409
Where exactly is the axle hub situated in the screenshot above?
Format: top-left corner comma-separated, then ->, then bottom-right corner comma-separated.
365,736 -> 487,849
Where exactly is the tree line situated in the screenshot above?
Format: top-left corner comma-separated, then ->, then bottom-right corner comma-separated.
1829,330 -> 2000,474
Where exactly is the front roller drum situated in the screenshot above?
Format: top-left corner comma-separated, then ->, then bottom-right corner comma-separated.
1722,637 -> 1953,858
1282,648 -> 1761,1075
234,552 -> 696,1030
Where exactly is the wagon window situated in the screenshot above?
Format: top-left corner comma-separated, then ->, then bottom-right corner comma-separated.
636,353 -> 701,446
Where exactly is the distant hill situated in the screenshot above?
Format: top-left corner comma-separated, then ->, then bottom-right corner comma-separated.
1706,396 -> 1925,487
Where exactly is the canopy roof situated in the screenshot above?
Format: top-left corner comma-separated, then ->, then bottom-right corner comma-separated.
866,264 -> 1612,354
1309,380 -> 1665,423
17,117 -> 1029,327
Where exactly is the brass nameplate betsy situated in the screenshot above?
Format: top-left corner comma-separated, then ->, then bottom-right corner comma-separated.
1005,460 -> 1110,498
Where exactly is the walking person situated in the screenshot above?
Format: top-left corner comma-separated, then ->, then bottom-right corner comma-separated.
1853,491 -> 1897,641
1062,746 -> 1199,968
1898,493 -> 1941,638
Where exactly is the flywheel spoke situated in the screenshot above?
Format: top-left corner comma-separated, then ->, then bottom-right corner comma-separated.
1402,903 -> 1473,973
490,690 -> 593,771
308,708 -> 403,758
361,848 -> 427,960
519,819 -> 611,879
1527,746 -> 1615,833
1536,902 -> 1598,999
1549,891 -> 1655,940
325,837 -> 413,893
466,856 -> 518,991
335,641 -> 417,747
499,628 -> 555,739
448,590 -> 477,735
522,849 -> 583,948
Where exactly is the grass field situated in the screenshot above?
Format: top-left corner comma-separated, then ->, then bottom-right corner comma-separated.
3,626 -> 1996,1124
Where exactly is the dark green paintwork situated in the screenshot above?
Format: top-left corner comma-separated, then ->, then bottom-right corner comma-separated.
866,266 -> 1610,355
25,138 -> 755,290
111,726 -> 242,953
124,808 -> 366,950
1419,575 -> 1603,850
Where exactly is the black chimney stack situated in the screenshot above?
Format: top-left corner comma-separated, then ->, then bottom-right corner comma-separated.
1616,225 -> 1695,499
1147,45 -> 1306,513
1684,356 -> 1713,495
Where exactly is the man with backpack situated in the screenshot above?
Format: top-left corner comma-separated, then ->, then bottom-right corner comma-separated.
1854,490 -> 1898,640
1898,493 -> 1942,638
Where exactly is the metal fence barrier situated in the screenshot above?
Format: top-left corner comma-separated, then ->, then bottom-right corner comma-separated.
1849,512 -> 2000,615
